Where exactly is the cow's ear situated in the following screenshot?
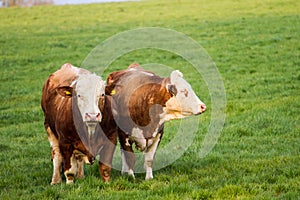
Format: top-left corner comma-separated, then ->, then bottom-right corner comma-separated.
56,86 -> 73,97
167,84 -> 177,97
170,70 -> 183,83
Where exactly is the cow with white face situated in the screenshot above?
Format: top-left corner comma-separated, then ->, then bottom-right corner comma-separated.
106,63 -> 206,180
41,63 -> 106,184
165,70 -> 206,120
73,73 -> 105,136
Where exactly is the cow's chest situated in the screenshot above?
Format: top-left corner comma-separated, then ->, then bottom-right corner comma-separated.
128,123 -> 165,152
122,108 -> 166,152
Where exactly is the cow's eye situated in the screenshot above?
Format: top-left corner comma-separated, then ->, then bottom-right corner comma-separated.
98,94 -> 104,99
170,92 -> 175,97
77,94 -> 81,98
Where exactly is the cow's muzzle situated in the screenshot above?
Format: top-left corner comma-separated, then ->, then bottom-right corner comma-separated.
85,112 -> 102,122
195,104 -> 206,115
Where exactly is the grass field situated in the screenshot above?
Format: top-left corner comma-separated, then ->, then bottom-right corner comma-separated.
0,0 -> 299,199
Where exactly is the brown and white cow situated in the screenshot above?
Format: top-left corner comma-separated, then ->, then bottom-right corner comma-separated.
41,63 -> 117,184
106,63 -> 206,180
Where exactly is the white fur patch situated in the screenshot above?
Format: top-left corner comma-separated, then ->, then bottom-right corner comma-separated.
167,70 -> 205,116
70,80 -> 77,87
64,154 -> 78,184
130,127 -> 147,151
152,112 -> 166,137
75,73 -> 105,123
125,138 -> 130,146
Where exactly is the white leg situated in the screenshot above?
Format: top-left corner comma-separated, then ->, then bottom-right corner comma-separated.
128,169 -> 135,179
47,127 -> 62,185
51,147 -> 62,185
121,150 -> 129,174
64,154 -> 78,184
121,150 -> 135,179
144,134 -> 161,180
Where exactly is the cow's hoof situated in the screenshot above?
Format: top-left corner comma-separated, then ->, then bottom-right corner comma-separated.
51,181 -> 61,185
128,169 -> 135,179
145,176 -> 153,181
66,179 -> 74,184
102,177 -> 110,183
121,169 -> 135,180
126,169 -> 135,180
51,178 -> 62,185
77,174 -> 85,179
66,173 -> 75,184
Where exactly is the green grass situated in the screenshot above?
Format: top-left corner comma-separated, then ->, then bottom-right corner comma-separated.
0,0 -> 299,199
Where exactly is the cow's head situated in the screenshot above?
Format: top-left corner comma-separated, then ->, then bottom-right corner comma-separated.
57,73 -> 106,135
164,70 -> 206,120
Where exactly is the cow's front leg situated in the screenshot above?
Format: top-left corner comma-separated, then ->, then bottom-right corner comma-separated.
46,127 -> 62,185
98,137 -> 117,182
51,147 -> 63,185
61,146 -> 77,184
144,133 -> 161,180
50,146 -> 63,185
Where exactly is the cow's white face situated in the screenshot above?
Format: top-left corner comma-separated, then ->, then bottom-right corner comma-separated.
164,70 -> 206,121
55,72 -> 105,138
75,73 -> 105,126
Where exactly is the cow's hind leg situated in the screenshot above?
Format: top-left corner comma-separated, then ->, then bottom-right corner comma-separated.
46,127 -> 62,185
144,133 -> 161,180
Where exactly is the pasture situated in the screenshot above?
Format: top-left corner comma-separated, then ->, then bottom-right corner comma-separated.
0,0 -> 299,199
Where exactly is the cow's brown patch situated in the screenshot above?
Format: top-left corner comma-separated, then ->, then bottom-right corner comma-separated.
182,89 -> 189,97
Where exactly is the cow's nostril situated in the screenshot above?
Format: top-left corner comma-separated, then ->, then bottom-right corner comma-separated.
85,113 -> 101,121
200,104 -> 206,113
96,113 -> 102,121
